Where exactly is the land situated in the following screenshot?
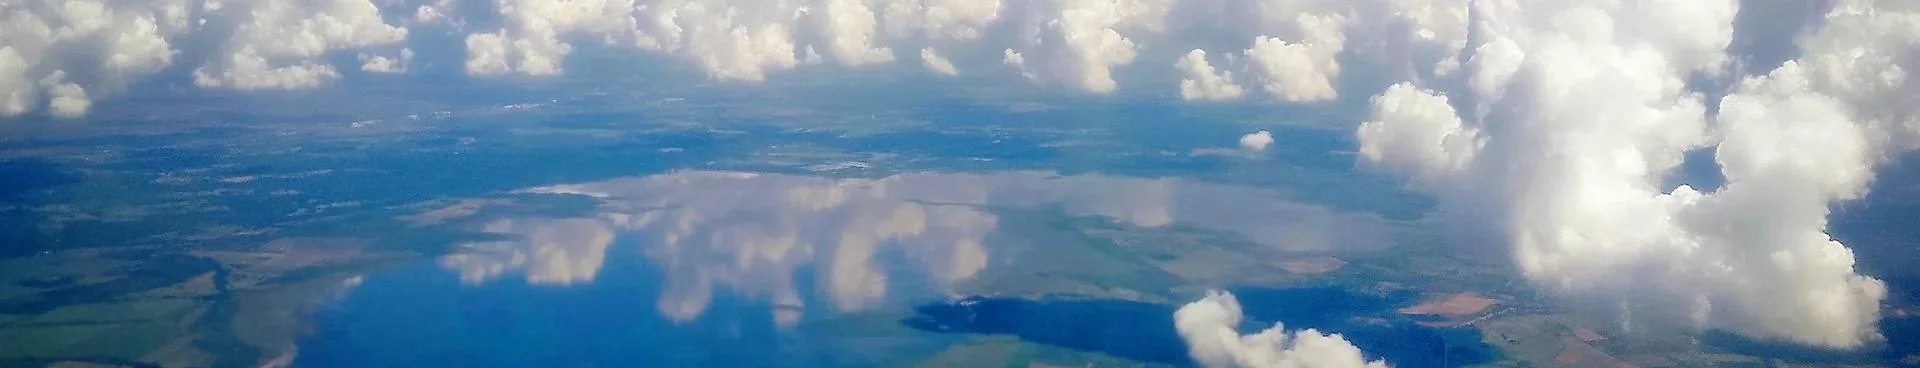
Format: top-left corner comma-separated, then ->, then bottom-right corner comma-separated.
2,84 -> 1905,367
0,237 -> 412,367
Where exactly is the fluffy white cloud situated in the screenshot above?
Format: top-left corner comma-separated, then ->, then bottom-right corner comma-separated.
1355,83 -> 1478,182
1176,49 -> 1244,101
1002,0 -> 1172,93
448,0 -> 1188,93
921,47 -> 959,75
414,0 -> 453,24
461,0 -> 834,80
192,0 -> 409,89
0,0 -> 1494,119
881,0 -> 1003,40
812,0 -> 896,65
1238,130 -> 1273,151
1354,0 -> 1917,349
1243,14 -> 1344,102
0,0 -> 1500,120
40,72 -> 91,118
457,0 -> 634,77
1174,290 -> 1387,368
1787,0 -> 1920,149
0,0 -> 186,119
5,1 -> 1914,353
359,48 -> 414,73
462,31 -> 515,76
0,0 -> 417,119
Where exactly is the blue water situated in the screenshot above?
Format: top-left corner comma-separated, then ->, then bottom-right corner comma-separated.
288,167 -> 1447,367
904,286 -> 1496,368
298,248 -> 809,367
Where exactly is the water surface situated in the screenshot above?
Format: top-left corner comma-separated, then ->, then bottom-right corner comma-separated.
296,170 -> 1404,366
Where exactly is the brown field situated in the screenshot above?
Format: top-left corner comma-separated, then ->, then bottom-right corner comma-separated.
1275,257 -> 1345,275
1620,354 -> 1678,367
1573,328 -> 1606,342
1553,336 -> 1632,368
400,199 -> 512,226
1398,292 -> 1498,318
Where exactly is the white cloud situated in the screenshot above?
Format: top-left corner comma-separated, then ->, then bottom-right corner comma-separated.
192,0 -> 409,89
0,0 -> 186,119
443,0 -> 1180,94
649,2 -> 802,81
1,49 -> 33,117
1355,83 -> 1478,182
1003,48 -> 1031,78
359,48 -> 414,73
462,31 -> 515,76
1176,49 -> 1244,101
812,0 -> 896,65
1002,0 -> 1171,93
1174,290 -> 1387,368
414,1 -> 448,24
881,0 -> 1003,41
0,0 -> 1491,119
1238,130 -> 1273,152
1354,0 -> 1914,349
41,73 -> 91,118
1242,12 -> 1345,103
0,0 -> 1497,119
921,47 -> 959,75
1788,0 -> 1920,150
457,0 -> 634,77
1,2 -> 1913,353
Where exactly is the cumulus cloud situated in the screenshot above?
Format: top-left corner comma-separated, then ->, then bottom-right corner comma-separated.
1355,0 -> 1917,349
191,0 -> 409,89
413,0 -> 454,24
1243,14 -> 1345,102
40,72 -> 91,118
0,0 -> 187,119
921,47 -> 959,75
3,0 -> 1494,118
359,49 -> 414,73
1355,83 -> 1478,182
6,1 -> 1912,353
1176,49 -> 1244,101
0,0 -> 413,119
447,0 -> 1189,93
414,4 -> 446,24
882,0 -> 1002,41
1174,290 -> 1387,368
811,0 -> 896,65
460,0 -> 813,80
1238,130 -> 1273,151
1001,0 -> 1171,93
456,0 -> 633,77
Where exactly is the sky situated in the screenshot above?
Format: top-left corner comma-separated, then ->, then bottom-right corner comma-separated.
4,0 -> 1919,366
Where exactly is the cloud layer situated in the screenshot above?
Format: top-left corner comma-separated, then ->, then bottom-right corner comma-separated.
0,0 -> 411,118
1355,0 -> 1917,349
1174,290 -> 1386,368
3,0 -> 1472,119
7,0 -> 1917,353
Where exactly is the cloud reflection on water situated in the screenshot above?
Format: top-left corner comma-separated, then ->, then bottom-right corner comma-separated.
432,170 -> 1394,326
